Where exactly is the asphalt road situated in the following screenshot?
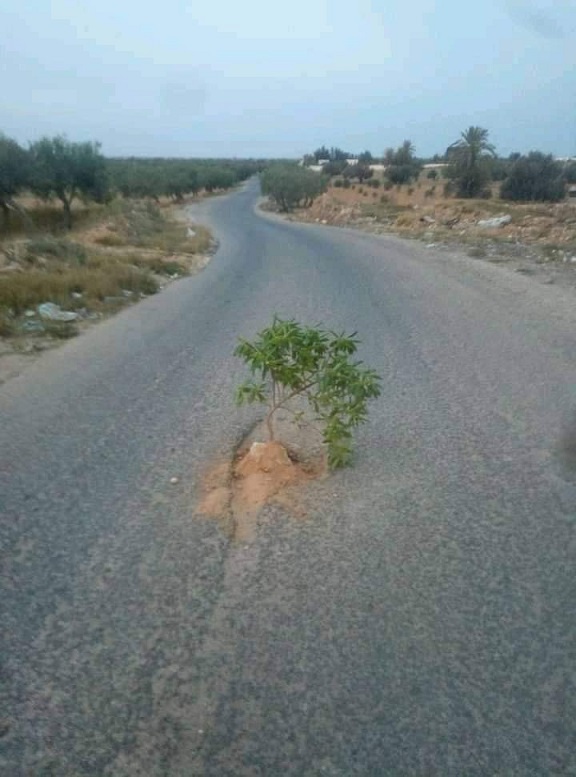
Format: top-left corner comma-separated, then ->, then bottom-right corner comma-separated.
1,179 -> 575,775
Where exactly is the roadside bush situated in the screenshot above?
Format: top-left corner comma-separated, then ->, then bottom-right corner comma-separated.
427,169 -> 438,180
366,178 -> 380,188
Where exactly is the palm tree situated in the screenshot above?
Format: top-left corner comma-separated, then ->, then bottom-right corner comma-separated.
448,127 -> 496,198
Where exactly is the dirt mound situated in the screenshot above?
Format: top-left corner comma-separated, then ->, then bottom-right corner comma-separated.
197,440 -> 325,542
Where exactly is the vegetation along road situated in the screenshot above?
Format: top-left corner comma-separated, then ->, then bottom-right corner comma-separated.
1,178 -> 575,774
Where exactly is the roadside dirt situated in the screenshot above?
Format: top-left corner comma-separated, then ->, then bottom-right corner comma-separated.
276,179 -> 576,290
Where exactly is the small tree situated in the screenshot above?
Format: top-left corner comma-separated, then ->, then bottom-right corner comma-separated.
500,152 -> 565,202
0,134 -> 29,226
446,126 -> 496,198
235,317 -> 381,468
384,140 -> 421,185
343,163 -> 372,183
29,136 -> 108,228
323,159 -> 349,177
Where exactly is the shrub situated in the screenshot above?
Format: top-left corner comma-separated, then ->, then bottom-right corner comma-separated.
427,169 -> 438,180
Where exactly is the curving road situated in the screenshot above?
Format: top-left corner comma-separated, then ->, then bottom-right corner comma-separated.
1,179 -> 575,775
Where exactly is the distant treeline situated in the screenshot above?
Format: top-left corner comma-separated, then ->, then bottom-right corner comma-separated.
107,157 -> 267,201
298,129 -> 576,203
0,132 -> 269,229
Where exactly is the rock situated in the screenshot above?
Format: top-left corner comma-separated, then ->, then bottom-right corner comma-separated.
121,289 -> 133,297
426,243 -> 437,248
170,477 -> 179,484
37,302 -> 79,322
24,310 -> 36,318
187,227 -> 196,237
71,292 -> 83,300
477,215 -> 512,228
421,215 -> 436,224
20,320 -> 45,333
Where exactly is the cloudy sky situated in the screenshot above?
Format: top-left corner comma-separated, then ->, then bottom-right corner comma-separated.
0,0 -> 574,158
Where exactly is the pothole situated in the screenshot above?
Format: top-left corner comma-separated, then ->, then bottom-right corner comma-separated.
196,412 -> 327,541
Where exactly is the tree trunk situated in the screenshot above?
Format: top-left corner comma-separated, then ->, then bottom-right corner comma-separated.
0,199 -> 10,228
62,197 -> 72,230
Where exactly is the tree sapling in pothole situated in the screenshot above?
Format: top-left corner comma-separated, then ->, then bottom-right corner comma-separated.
234,316 -> 381,469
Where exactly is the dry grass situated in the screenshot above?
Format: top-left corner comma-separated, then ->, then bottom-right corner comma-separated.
87,199 -> 212,255
0,264 -> 157,315
1,197 -> 108,239
0,198 -> 213,339
293,171 -> 576,253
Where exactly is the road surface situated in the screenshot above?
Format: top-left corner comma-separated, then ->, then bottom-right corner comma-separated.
1,179 -> 575,775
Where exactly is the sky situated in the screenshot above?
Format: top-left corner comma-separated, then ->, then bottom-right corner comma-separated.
0,0 -> 574,158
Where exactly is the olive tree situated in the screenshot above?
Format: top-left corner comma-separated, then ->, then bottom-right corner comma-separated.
500,152 -> 565,202
29,136 -> 109,228
0,134 -> 29,226
261,164 -> 327,212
